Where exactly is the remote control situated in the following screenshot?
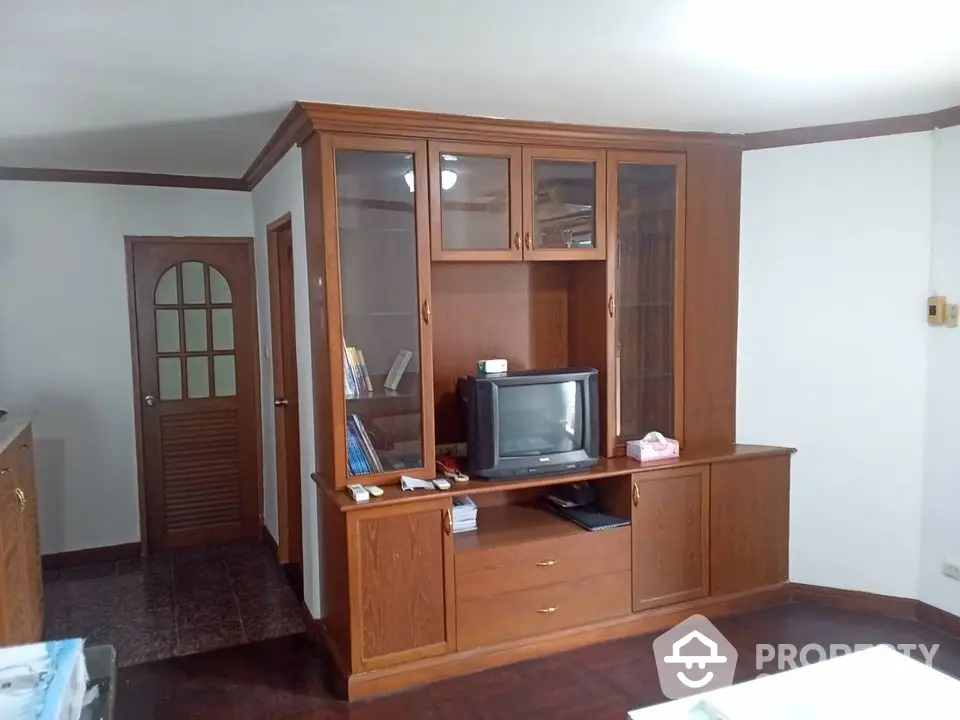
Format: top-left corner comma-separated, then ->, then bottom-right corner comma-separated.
346,484 -> 370,502
433,478 -> 451,491
367,485 -> 384,498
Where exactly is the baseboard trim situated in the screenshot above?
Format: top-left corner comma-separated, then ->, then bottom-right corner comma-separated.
790,582 -> 917,620
260,525 -> 279,559
789,583 -> 960,640
41,542 -> 141,569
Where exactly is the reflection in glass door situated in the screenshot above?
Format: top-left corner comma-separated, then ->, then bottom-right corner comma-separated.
332,142 -> 431,477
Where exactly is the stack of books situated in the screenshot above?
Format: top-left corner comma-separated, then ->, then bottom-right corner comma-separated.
452,496 -> 477,534
346,414 -> 382,476
343,343 -> 373,399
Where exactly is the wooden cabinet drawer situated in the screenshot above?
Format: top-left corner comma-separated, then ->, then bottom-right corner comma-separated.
455,526 -> 630,600
457,570 -> 631,650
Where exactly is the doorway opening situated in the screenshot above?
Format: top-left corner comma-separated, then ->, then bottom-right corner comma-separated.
267,215 -> 303,599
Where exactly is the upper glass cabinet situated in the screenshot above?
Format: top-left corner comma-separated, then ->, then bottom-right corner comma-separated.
328,137 -> 434,481
429,142 -> 522,261
523,147 -> 606,261
607,151 -> 685,450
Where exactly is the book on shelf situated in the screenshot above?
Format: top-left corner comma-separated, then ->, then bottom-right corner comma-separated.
384,349 -> 413,392
343,342 -> 358,399
343,343 -> 374,398
355,349 -> 374,393
452,496 -> 478,534
347,413 -> 383,475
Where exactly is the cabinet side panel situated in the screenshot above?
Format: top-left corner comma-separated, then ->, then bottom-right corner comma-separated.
710,455 -> 790,594
321,490 -> 351,670
684,145 -> 741,446
302,134 -> 336,484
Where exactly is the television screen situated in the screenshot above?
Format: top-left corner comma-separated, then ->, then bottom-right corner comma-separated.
497,381 -> 583,456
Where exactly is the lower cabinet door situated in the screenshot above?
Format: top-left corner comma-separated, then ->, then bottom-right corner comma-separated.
348,498 -> 455,672
631,466 -> 709,611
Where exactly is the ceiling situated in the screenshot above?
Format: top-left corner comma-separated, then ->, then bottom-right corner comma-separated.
3,0 -> 960,178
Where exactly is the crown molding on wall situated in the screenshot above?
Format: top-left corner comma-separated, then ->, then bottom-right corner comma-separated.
241,103 -> 314,190
5,100 -> 960,193
744,104 -> 960,150
0,166 -> 247,191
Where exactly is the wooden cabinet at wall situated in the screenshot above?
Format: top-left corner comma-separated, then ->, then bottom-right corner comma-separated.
428,141 -> 523,261
630,465 -> 708,611
710,454 -> 790,595
605,152 -> 686,452
346,497 -> 455,672
428,144 -> 606,261
0,423 -> 43,646
315,134 -> 436,489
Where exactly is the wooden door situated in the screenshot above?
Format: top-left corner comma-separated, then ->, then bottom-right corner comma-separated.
128,237 -> 261,551
347,498 -> 455,671
522,146 -> 606,261
631,466 -> 709,611
428,141 -> 523,261
710,455 -> 790,595
605,151 -> 686,457
268,218 -> 302,566
320,135 -> 435,488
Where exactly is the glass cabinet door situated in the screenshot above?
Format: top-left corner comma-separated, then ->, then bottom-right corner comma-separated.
429,142 -> 522,261
608,151 -> 685,450
523,147 -> 606,261
328,136 -> 434,480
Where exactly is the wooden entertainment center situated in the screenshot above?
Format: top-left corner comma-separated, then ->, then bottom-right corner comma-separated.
295,103 -> 794,698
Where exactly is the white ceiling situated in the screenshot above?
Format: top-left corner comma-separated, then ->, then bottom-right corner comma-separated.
3,0 -> 960,177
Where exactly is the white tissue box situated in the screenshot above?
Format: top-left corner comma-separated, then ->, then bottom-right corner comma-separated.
626,432 -> 679,463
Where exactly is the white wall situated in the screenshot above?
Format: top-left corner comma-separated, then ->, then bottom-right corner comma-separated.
738,133 -> 933,599
0,181 -> 253,554
250,147 -> 321,618
920,126 -> 960,616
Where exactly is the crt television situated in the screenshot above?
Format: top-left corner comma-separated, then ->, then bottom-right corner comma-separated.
457,368 -> 600,480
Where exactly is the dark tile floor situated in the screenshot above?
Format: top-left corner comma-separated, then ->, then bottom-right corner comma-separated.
116,602 -> 960,719
43,540 -> 305,667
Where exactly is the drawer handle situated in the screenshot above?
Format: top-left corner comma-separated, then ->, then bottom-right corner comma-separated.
442,509 -> 452,536
535,559 -> 556,567
632,482 -> 640,507
15,488 -> 25,511
20,443 -> 29,451
0,468 -> 9,476
537,606 -> 558,614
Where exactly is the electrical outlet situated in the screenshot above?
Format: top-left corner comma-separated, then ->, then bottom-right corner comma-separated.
942,560 -> 960,581
436,443 -> 458,457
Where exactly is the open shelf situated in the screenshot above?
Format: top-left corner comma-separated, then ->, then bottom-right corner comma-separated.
453,502 -> 589,553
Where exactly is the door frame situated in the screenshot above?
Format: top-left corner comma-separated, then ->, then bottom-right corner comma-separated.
124,235 -> 264,555
266,213 -> 303,566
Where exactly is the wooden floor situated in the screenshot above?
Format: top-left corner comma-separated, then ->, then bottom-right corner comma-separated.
116,602 -> 960,719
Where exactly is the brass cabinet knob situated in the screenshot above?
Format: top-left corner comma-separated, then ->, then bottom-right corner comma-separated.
421,299 -> 432,325
608,294 -> 616,318
524,232 -> 533,251
513,232 -> 521,250
535,559 -> 556,567
632,482 -> 640,507
537,606 -> 558,614
442,509 -> 452,535
15,488 -> 25,511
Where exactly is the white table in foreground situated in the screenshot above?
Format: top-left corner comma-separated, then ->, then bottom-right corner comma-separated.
629,645 -> 959,719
